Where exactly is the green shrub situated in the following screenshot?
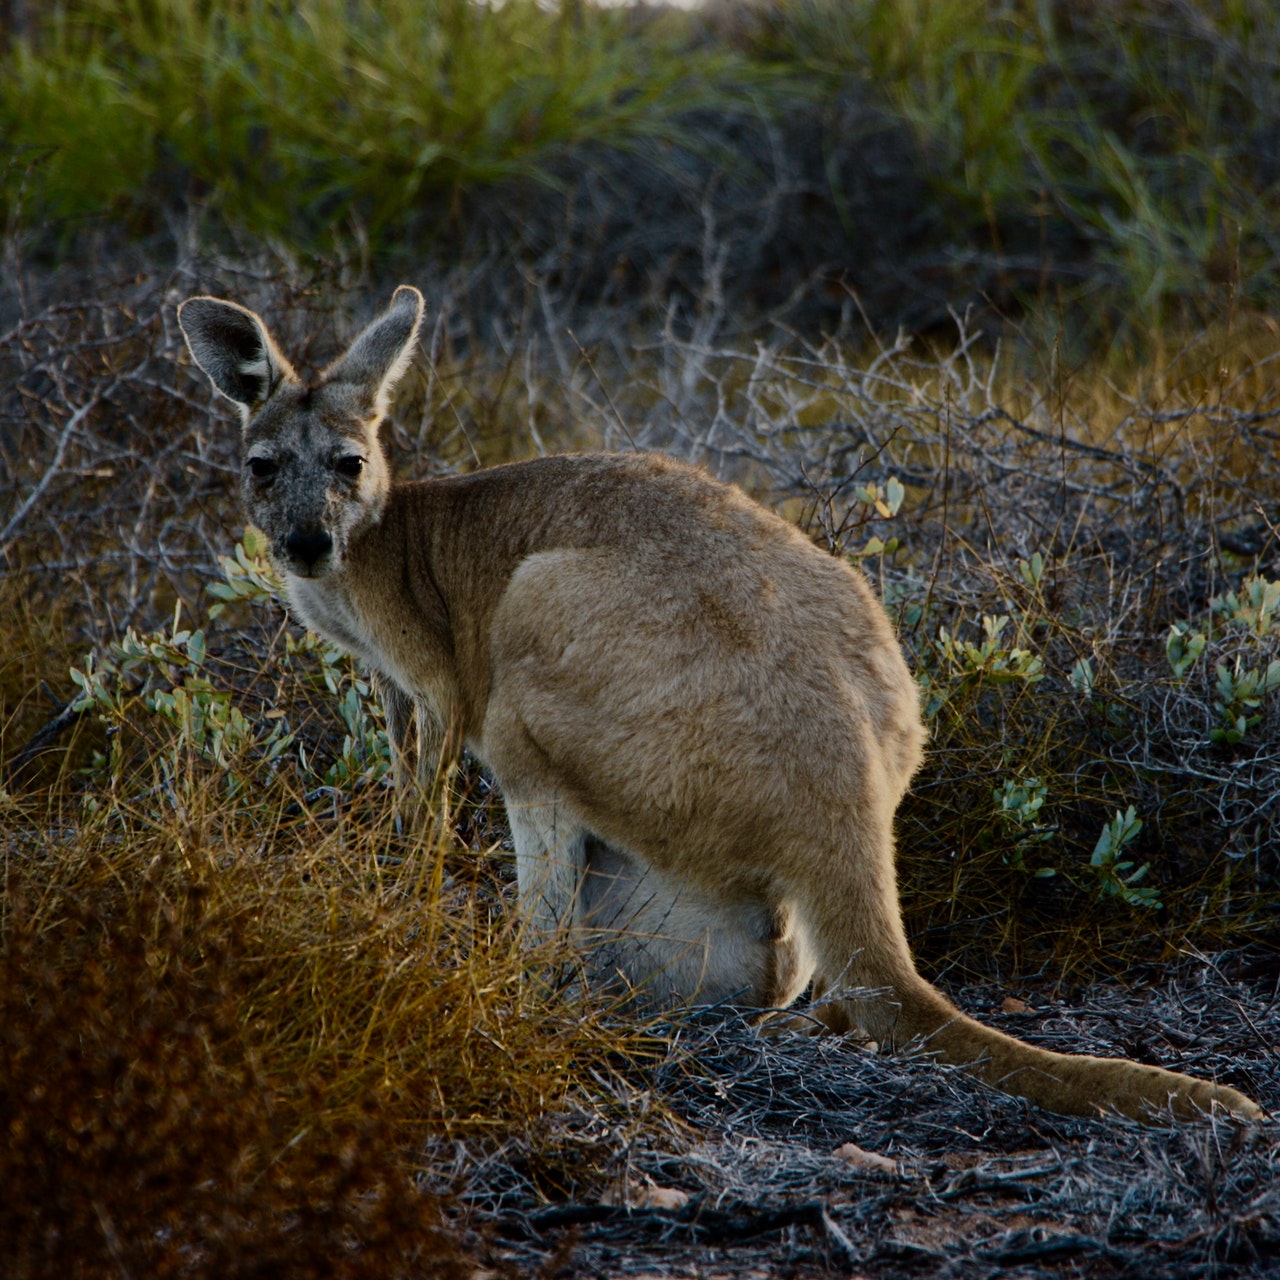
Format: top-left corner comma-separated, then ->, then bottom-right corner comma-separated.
0,0 -> 745,239
750,0 -> 1280,335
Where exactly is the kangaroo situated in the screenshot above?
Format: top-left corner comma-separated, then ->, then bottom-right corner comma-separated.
178,285 -> 1263,1124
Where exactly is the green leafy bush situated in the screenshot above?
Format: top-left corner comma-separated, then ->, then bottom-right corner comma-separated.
7,1 -> 1280,339
0,0 -> 745,239
749,0 -> 1280,334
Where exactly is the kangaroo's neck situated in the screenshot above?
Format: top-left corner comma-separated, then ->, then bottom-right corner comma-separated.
281,473 -> 532,739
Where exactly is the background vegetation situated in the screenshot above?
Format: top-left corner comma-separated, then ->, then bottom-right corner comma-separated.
2,0 -> 1278,1275
6,0 -> 1280,339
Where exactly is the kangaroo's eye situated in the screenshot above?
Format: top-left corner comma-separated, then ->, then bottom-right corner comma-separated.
334,455 -> 364,478
248,456 -> 279,480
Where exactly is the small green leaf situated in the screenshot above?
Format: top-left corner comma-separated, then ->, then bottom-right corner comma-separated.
242,526 -> 269,558
1069,657 -> 1095,695
1165,623 -> 1205,678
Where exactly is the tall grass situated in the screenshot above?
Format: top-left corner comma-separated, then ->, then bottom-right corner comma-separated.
749,0 -> 1280,338
7,1 -> 1280,341
0,0 -> 744,239
1,832 -> 479,1279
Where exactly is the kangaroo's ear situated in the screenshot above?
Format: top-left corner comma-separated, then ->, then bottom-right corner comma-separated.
178,297 -> 297,416
322,285 -> 424,419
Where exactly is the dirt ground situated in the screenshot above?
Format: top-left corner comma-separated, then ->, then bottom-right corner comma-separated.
460,955 -> 1280,1278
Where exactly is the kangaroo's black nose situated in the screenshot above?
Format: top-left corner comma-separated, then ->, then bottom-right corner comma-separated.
285,527 -> 333,568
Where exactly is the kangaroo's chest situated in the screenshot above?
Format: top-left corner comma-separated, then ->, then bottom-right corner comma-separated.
285,570 -> 464,725
287,575 -> 393,671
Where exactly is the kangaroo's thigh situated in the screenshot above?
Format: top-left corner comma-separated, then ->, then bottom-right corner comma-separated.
579,839 -> 815,1010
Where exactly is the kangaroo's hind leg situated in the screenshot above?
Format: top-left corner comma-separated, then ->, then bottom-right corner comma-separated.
502,799 -> 816,1011
503,791 -> 593,940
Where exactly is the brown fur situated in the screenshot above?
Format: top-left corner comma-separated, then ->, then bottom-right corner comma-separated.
178,286 -> 1263,1124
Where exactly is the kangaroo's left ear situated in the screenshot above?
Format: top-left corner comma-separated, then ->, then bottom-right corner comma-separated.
178,296 -> 297,419
322,286 -> 425,419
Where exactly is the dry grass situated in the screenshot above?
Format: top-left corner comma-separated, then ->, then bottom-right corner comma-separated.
1,855 -> 476,1279
1,741 -> 674,1275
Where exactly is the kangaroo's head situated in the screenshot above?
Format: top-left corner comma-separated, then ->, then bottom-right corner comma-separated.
178,286 -> 424,580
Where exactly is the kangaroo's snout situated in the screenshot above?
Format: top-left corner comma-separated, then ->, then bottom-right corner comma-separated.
284,526 -> 333,572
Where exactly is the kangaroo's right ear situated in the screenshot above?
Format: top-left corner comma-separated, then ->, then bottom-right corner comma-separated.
321,285 -> 425,420
178,297 -> 297,416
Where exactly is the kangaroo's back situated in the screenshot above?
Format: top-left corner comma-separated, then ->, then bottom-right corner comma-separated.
178,285 -> 1264,1125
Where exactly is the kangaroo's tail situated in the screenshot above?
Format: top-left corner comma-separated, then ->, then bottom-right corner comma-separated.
833,975 -> 1264,1122
797,845 -> 1262,1123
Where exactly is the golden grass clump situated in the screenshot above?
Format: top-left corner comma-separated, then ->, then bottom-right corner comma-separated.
0,733 -> 661,1275
0,877 -> 473,1279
